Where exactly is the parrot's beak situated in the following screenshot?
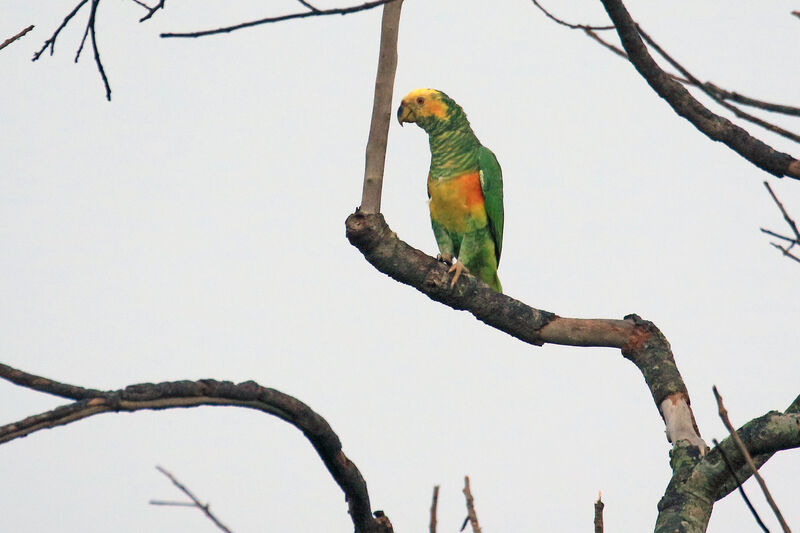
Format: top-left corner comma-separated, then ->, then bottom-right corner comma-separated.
397,103 -> 416,126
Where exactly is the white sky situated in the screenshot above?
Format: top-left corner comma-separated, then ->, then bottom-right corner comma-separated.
2,1 -> 799,532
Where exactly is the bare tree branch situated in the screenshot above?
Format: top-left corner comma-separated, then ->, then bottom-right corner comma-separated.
702,83 -> 800,118
429,485 -> 439,533
598,0 -> 800,179
533,1 -> 800,121
0,364 -> 392,533
636,27 -> 800,144
462,476 -> 482,533
761,181 -> 800,263
711,438 -> 770,533
346,211 -> 704,444
0,25 -> 34,52
297,0 -> 320,12
160,0 -> 398,39
152,466 -> 234,533
594,492 -> 604,533
530,0 -> 614,30
360,0 -> 403,213
32,0 -> 89,60
136,0 -> 167,23
713,386 -> 791,533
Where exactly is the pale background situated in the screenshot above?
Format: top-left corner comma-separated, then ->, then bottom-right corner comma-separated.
2,1 -> 799,531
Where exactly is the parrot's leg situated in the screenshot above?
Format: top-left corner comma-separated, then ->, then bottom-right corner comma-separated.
431,218 -> 457,265
448,261 -> 470,288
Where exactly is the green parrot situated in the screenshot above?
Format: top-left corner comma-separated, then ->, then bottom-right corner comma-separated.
397,88 -> 504,292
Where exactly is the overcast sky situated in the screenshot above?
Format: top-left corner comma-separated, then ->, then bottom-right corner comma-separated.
2,1 -> 799,532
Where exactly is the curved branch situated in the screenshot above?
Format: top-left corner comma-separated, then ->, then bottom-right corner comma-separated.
345,212 -> 705,450
0,365 -> 391,533
598,0 -> 800,179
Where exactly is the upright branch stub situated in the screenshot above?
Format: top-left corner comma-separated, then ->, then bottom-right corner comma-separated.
360,0 -> 403,214
598,0 -> 800,179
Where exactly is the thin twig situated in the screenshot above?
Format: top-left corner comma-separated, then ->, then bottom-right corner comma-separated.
533,2 -> 800,122
760,228 -> 797,244
138,0 -> 166,23
149,500 -> 197,507
713,386 -> 791,533
153,466 -> 233,533
769,242 -> 800,264
0,25 -> 34,52
87,0 -> 112,100
712,438 -> 770,533
762,181 -> 800,263
594,492 -> 604,533
636,26 -> 800,144
359,0 -> 403,213
530,0 -> 614,30
429,485 -> 439,533
703,83 -> 800,117
462,476 -> 482,533
160,0 -> 397,38
32,0 -> 89,60
763,182 -> 800,242
297,0 -> 320,12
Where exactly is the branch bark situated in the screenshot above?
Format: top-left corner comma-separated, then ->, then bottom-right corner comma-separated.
0,364 -> 392,533
360,0 -> 403,214
345,211 -> 705,449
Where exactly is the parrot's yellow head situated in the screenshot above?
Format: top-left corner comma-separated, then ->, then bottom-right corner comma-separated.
397,88 -> 466,134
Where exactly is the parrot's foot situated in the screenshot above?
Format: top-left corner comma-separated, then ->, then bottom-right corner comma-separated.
436,253 -> 453,266
448,261 -> 469,288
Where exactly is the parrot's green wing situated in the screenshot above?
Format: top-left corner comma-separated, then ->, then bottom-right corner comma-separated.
478,145 -> 504,262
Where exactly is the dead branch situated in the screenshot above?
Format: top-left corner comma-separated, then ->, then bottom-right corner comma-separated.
533,1 -> 800,120
595,492 -> 604,533
160,0 -> 398,39
713,386 -> 791,532
0,363 -> 392,533
31,0 -> 110,100
346,212 -> 704,448
761,181 -> 800,263
0,25 -> 34,52
152,466 -> 233,533
598,0 -> 800,179
532,0 -> 800,176
32,0 -> 89,60
429,485 -> 439,533
711,438 -> 769,533
360,0 -> 403,214
635,27 -> 800,144
530,0 -> 613,30
462,476 -> 482,533
136,0 -> 167,23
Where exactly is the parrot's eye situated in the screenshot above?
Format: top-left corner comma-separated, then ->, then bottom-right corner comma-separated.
416,96 -> 425,105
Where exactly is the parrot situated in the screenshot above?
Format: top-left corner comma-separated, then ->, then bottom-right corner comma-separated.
397,88 -> 504,292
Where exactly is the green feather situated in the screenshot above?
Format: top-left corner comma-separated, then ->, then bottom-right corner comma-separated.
478,145 -> 504,262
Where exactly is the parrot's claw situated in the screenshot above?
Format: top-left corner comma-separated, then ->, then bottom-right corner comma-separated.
448,262 -> 469,288
436,253 -> 454,266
